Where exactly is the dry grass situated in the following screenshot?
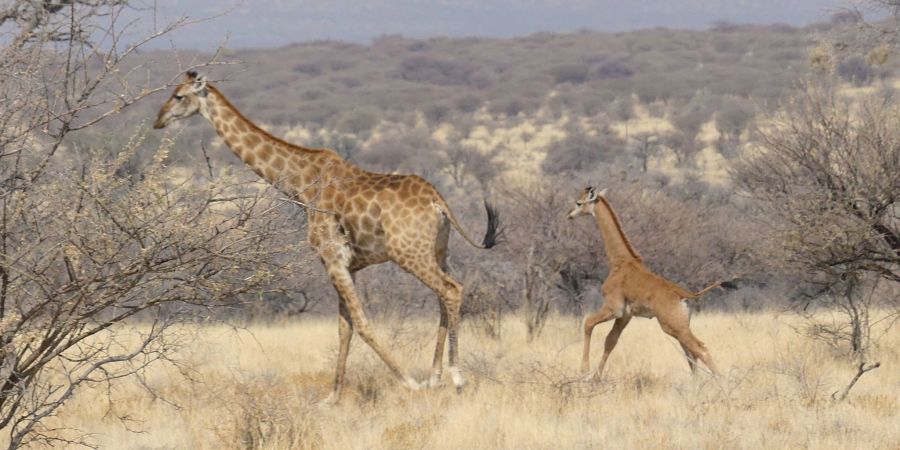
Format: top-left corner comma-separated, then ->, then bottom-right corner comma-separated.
46,312 -> 898,449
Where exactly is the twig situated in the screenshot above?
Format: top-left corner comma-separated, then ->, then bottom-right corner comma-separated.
201,140 -> 214,179
277,197 -> 337,215
832,361 -> 881,402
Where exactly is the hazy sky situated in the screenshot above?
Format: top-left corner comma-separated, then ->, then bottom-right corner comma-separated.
133,0 -> 842,50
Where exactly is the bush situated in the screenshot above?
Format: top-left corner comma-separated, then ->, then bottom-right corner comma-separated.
549,64 -> 591,85
398,56 -> 475,86
541,128 -> 623,175
734,84 -> 900,359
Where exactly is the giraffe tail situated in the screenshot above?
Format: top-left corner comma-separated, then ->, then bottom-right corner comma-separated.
687,282 -> 722,300
437,199 -> 503,250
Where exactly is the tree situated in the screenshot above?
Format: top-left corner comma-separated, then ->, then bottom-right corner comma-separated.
734,85 -> 900,358
540,126 -> 623,175
496,179 -> 601,341
818,1 -> 900,70
630,132 -> 659,173
358,128 -> 447,178
442,143 -> 506,190
0,2 -> 308,446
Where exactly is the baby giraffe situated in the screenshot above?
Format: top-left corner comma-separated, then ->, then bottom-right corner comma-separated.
568,187 -> 721,380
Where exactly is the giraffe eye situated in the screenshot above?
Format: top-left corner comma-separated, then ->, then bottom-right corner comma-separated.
576,201 -> 583,206
174,94 -> 184,101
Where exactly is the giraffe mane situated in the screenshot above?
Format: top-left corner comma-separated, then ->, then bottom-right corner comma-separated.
597,196 -> 642,262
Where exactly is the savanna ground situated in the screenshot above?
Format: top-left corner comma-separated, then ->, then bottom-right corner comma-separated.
49,311 -> 898,449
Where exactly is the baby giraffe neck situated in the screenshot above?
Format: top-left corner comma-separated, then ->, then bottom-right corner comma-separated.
593,198 -> 641,266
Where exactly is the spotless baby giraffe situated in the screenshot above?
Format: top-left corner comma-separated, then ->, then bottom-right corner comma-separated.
154,72 -> 500,403
568,187 -> 722,380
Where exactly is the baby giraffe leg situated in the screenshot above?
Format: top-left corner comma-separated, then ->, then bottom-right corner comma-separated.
593,316 -> 632,381
582,304 -> 620,379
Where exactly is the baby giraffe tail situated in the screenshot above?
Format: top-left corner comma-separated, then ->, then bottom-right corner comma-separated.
690,282 -> 722,299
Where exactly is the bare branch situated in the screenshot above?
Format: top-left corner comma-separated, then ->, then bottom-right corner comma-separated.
831,361 -> 881,402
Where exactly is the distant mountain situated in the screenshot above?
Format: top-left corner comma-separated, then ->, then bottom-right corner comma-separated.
136,0 -> 839,50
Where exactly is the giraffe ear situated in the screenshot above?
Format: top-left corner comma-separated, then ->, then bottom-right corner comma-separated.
586,187 -> 598,202
597,188 -> 608,198
190,74 -> 208,94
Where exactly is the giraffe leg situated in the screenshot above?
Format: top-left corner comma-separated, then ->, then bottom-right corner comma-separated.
581,306 -> 620,381
445,285 -> 465,391
582,290 -> 624,378
671,331 -> 718,376
393,254 -> 465,391
658,303 -> 720,377
323,251 -> 419,390
684,333 -> 719,376
680,343 -> 698,375
429,301 -> 448,388
428,226 -> 452,388
320,296 -> 353,405
593,316 -> 632,381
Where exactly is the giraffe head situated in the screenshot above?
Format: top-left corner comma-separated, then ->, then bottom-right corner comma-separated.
153,71 -> 209,129
567,186 -> 606,219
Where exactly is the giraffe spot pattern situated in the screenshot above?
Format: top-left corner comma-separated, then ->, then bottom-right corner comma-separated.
187,88 -> 483,397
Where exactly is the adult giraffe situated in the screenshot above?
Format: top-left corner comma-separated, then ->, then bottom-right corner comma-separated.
154,72 -> 500,403
567,187 -> 722,380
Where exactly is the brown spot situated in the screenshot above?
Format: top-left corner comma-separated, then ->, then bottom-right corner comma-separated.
258,146 -> 273,162
360,216 -> 375,231
243,134 -> 261,147
245,153 -> 256,165
219,109 -> 236,123
357,233 -> 373,248
352,197 -> 367,211
272,157 -> 285,170
367,202 -> 381,217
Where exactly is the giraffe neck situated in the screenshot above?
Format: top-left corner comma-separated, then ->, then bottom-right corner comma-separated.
201,86 -> 345,203
592,197 -> 641,266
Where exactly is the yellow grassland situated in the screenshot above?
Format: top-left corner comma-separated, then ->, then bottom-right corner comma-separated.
44,311 -> 898,449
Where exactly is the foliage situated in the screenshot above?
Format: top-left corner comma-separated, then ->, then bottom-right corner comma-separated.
734,84 -> 900,358
0,1 -> 309,446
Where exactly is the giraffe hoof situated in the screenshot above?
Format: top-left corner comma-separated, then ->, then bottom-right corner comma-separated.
318,391 -> 340,407
427,374 -> 443,388
404,377 -> 421,391
449,366 -> 467,391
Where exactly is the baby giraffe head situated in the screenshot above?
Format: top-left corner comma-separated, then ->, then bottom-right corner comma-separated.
567,186 -> 606,219
153,71 -> 209,129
